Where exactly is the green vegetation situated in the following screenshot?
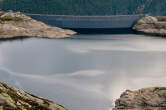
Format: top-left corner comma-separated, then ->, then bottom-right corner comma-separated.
0,12 -> 28,23
0,0 -> 166,15
154,87 -> 166,98
154,87 -> 166,92
1,15 -> 24,21
0,15 -> 13,21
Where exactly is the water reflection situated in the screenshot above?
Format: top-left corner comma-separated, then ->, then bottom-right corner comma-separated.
0,34 -> 166,110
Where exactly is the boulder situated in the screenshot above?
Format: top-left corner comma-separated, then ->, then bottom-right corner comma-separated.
113,87 -> 166,110
0,82 -> 67,110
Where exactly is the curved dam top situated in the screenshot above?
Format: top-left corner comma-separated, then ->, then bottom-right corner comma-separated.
27,14 -> 142,29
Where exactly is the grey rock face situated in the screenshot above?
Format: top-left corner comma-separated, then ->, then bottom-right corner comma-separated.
133,15 -> 166,36
113,87 -> 166,110
0,82 -> 66,110
0,12 -> 76,39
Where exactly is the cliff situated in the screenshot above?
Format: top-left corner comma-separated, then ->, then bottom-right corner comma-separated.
0,82 -> 66,110
113,87 -> 166,110
0,11 -> 76,39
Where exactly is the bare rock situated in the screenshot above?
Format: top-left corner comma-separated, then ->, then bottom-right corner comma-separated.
113,87 -> 166,110
0,12 -> 76,39
157,16 -> 166,22
133,15 -> 166,36
136,15 -> 158,24
0,82 -> 67,110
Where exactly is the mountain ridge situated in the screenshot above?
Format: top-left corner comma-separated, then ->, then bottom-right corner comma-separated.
0,0 -> 166,16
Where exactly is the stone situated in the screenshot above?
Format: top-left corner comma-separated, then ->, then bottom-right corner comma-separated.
137,15 -> 158,24
113,87 -> 166,110
133,15 -> 166,36
0,93 -> 16,108
0,82 -> 67,110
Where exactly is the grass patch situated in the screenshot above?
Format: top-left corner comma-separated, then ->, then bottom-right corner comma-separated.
154,87 -> 166,92
154,87 -> 166,98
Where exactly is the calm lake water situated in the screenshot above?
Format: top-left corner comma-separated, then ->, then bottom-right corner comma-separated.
0,34 -> 166,110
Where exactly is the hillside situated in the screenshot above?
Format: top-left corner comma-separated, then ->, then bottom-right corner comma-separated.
0,0 -> 166,15
0,82 -> 66,110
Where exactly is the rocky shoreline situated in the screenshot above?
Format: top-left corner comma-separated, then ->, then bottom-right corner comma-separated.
0,11 -> 76,39
0,82 -> 66,110
113,87 -> 166,110
133,15 -> 166,36
0,10 -> 165,38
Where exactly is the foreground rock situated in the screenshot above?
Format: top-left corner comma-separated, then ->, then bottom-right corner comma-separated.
0,11 -> 76,39
133,15 -> 166,36
0,82 -> 66,110
113,87 -> 166,110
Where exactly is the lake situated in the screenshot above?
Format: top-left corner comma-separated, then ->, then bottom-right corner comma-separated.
0,34 -> 166,110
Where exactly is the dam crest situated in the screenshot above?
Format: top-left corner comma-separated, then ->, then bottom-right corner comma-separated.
27,14 -> 143,29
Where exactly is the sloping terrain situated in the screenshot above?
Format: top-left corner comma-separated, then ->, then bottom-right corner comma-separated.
0,82 -> 66,110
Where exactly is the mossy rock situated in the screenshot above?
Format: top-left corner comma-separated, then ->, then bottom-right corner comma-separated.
0,15 -> 24,21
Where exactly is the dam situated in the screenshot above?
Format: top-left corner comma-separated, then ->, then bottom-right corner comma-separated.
28,14 -> 142,29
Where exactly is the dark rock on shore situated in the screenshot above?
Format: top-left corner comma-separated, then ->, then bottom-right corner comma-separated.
0,11 -> 76,39
0,82 -> 66,110
133,15 -> 166,36
113,87 -> 166,110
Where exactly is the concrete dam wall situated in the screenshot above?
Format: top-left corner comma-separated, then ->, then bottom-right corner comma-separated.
28,14 -> 142,29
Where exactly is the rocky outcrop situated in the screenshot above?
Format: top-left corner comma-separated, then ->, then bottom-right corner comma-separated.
133,15 -> 166,36
0,11 -> 76,39
0,82 -> 66,110
113,87 -> 166,110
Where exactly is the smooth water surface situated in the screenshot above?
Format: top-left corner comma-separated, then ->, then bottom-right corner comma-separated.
0,34 -> 166,110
